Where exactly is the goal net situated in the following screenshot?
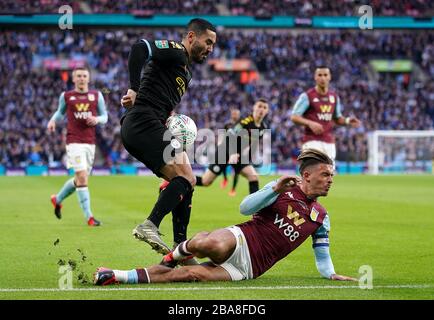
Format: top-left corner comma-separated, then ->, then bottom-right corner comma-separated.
368,130 -> 434,174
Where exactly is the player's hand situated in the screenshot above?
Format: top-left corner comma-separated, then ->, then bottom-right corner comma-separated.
121,89 -> 137,107
228,153 -> 240,164
272,175 -> 301,193
349,117 -> 361,128
86,116 -> 98,127
47,120 -> 56,133
330,274 -> 358,281
309,122 -> 324,135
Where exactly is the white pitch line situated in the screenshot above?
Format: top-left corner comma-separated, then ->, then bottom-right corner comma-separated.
0,284 -> 433,292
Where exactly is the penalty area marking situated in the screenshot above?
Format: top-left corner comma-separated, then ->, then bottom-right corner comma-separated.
0,284 -> 433,292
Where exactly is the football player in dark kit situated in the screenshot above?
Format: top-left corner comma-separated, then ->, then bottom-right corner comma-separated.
195,98 -> 269,195
94,149 -> 357,285
120,19 -> 217,258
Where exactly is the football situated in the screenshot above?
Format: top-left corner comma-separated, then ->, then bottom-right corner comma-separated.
165,114 -> 197,147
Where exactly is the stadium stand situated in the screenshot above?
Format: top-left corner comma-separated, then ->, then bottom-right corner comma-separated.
1,0 -> 433,16
1,27 -> 432,170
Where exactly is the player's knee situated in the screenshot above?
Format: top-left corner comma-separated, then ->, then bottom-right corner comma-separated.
247,174 -> 258,182
192,231 -> 210,240
172,167 -> 195,187
201,177 -> 211,186
75,174 -> 88,186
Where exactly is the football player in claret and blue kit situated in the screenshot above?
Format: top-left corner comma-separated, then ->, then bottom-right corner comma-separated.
94,149 -> 356,285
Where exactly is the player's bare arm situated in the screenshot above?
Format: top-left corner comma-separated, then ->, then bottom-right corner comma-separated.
331,274 -> 358,281
335,116 -> 362,128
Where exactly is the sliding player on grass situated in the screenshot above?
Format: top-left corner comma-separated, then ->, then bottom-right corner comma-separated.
95,149 -> 356,284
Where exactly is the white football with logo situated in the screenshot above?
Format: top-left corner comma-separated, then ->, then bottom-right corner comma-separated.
166,114 -> 197,147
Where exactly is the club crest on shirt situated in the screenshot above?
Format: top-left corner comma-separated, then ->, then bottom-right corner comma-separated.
69,96 -> 76,101
88,93 -> 95,101
310,207 -> 319,222
329,95 -> 335,103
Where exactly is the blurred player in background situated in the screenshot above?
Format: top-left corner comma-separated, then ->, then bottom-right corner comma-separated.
47,67 -> 107,226
195,99 -> 269,195
220,108 -> 241,195
94,149 -> 356,285
291,66 -> 361,162
120,18 -> 217,257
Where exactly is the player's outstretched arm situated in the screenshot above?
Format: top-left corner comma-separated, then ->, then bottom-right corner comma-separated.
239,175 -> 300,215
312,218 -> 357,281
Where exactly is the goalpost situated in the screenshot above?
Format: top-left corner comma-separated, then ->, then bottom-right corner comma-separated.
368,130 -> 434,175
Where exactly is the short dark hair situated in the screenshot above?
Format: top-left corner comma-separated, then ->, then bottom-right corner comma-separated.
186,18 -> 216,36
257,97 -> 268,104
314,65 -> 331,73
297,149 -> 333,174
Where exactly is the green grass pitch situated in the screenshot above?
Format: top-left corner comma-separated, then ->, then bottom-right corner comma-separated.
0,174 -> 433,300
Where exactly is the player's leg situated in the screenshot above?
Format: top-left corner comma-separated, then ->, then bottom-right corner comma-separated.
74,169 -> 100,226
75,144 -> 100,226
95,228 -> 237,285
132,151 -> 195,254
121,112 -> 195,253
228,170 -> 240,197
51,144 -> 78,219
239,165 -> 259,194
196,165 -> 221,187
163,228 -> 237,267
94,262 -> 231,285
171,188 -> 194,247
220,166 -> 228,189
51,177 -> 76,219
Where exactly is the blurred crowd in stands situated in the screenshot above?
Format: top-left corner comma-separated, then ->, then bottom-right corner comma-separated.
1,0 -> 433,16
0,27 -> 433,168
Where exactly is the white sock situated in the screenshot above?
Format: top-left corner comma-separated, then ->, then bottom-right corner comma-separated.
172,241 -> 192,260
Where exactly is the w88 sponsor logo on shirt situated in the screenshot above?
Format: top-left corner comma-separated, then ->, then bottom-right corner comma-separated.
273,203 -> 306,242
